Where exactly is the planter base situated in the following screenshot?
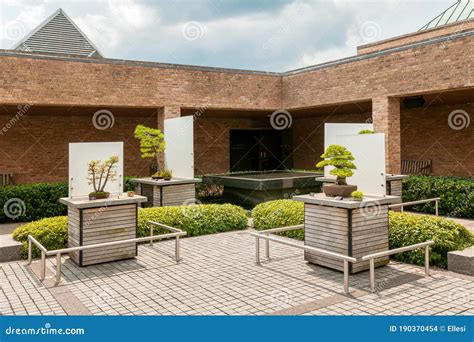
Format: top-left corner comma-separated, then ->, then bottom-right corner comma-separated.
323,184 -> 357,197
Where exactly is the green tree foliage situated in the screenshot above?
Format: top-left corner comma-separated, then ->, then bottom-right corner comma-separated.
134,125 -> 166,170
316,145 -> 356,185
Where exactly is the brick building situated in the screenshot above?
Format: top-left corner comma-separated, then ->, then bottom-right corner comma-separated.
0,9 -> 473,184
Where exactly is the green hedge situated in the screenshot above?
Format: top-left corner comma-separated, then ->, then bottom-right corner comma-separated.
12,216 -> 68,257
0,182 -> 68,223
13,203 -> 248,258
389,211 -> 474,268
402,175 -> 474,219
252,199 -> 304,240
0,177 -> 138,223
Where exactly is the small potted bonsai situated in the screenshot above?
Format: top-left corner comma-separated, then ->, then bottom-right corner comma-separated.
316,144 -> 357,197
134,125 -> 166,177
162,169 -> 172,181
351,190 -> 364,201
87,156 -> 119,200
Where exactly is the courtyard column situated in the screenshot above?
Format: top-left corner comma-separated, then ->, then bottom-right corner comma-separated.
372,96 -> 401,174
157,106 -> 181,130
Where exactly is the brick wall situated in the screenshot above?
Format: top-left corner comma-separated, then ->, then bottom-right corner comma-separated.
0,109 -> 156,183
401,102 -> 474,177
357,19 -> 474,54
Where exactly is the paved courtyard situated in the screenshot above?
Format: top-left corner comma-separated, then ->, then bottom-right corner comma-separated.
0,230 -> 473,316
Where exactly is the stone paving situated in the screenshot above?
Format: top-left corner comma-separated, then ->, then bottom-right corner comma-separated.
0,229 -> 472,316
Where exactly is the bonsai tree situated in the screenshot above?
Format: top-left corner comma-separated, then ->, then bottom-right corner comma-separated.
358,129 -> 375,134
316,145 -> 356,185
87,156 -> 119,198
134,125 -> 166,172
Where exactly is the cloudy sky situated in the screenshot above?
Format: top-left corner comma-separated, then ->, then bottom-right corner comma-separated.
0,0 -> 454,72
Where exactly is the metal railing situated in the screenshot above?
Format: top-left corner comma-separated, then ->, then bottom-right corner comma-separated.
251,225 -> 357,294
361,240 -> 434,292
27,221 -> 186,283
389,197 -> 440,216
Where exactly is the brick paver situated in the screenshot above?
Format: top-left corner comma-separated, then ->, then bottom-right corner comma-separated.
0,230 -> 472,315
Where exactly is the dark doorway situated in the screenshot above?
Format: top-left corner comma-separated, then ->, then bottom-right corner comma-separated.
230,129 -> 292,172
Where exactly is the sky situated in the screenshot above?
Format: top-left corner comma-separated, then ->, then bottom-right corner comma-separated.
0,0 -> 456,72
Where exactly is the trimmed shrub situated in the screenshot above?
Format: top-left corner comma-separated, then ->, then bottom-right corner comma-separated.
0,182 -> 68,223
13,204 -> 247,258
402,175 -> 474,219
252,199 -> 304,240
0,177 -> 140,223
12,216 -> 68,258
389,212 -> 474,268
137,204 -> 247,237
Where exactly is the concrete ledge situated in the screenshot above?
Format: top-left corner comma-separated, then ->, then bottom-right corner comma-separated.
448,247 -> 474,276
0,234 -> 22,262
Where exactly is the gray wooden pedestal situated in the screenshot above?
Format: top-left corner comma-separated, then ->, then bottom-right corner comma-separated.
131,178 -> 201,207
60,194 -> 147,266
294,194 -> 400,274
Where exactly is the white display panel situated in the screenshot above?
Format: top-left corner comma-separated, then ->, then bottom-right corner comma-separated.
336,134 -> 386,197
69,142 -> 123,198
164,116 -> 194,179
324,123 -> 373,178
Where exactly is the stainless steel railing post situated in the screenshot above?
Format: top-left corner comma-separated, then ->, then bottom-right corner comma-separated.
56,253 -> 62,283
27,238 -> 32,265
343,260 -> 349,294
150,224 -> 154,246
265,234 -> 270,259
175,236 -> 180,261
369,258 -> 375,292
424,245 -> 430,276
40,250 -> 46,281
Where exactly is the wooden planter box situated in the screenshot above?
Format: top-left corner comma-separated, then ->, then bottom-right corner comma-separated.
60,194 -> 147,266
294,193 -> 400,274
131,178 -> 201,207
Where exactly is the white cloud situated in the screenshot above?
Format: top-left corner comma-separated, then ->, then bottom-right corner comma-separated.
0,0 -> 454,71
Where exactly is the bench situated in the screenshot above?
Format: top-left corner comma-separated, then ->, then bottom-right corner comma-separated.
401,159 -> 432,175
0,173 -> 13,186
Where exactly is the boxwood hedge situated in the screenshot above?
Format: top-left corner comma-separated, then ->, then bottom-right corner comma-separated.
252,199 -> 304,240
389,211 -> 474,268
402,175 -> 473,219
13,203 -> 247,258
0,177 -> 138,223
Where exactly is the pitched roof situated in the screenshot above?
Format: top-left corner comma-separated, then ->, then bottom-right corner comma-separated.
419,0 -> 473,31
13,8 -> 103,58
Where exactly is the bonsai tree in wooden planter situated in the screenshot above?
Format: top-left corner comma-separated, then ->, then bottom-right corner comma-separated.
134,125 -> 166,177
316,145 -> 357,197
87,156 -> 119,200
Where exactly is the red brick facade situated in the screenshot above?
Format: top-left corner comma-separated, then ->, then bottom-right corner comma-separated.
0,19 -> 473,182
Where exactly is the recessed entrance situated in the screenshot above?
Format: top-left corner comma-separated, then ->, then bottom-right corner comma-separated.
229,129 -> 292,172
